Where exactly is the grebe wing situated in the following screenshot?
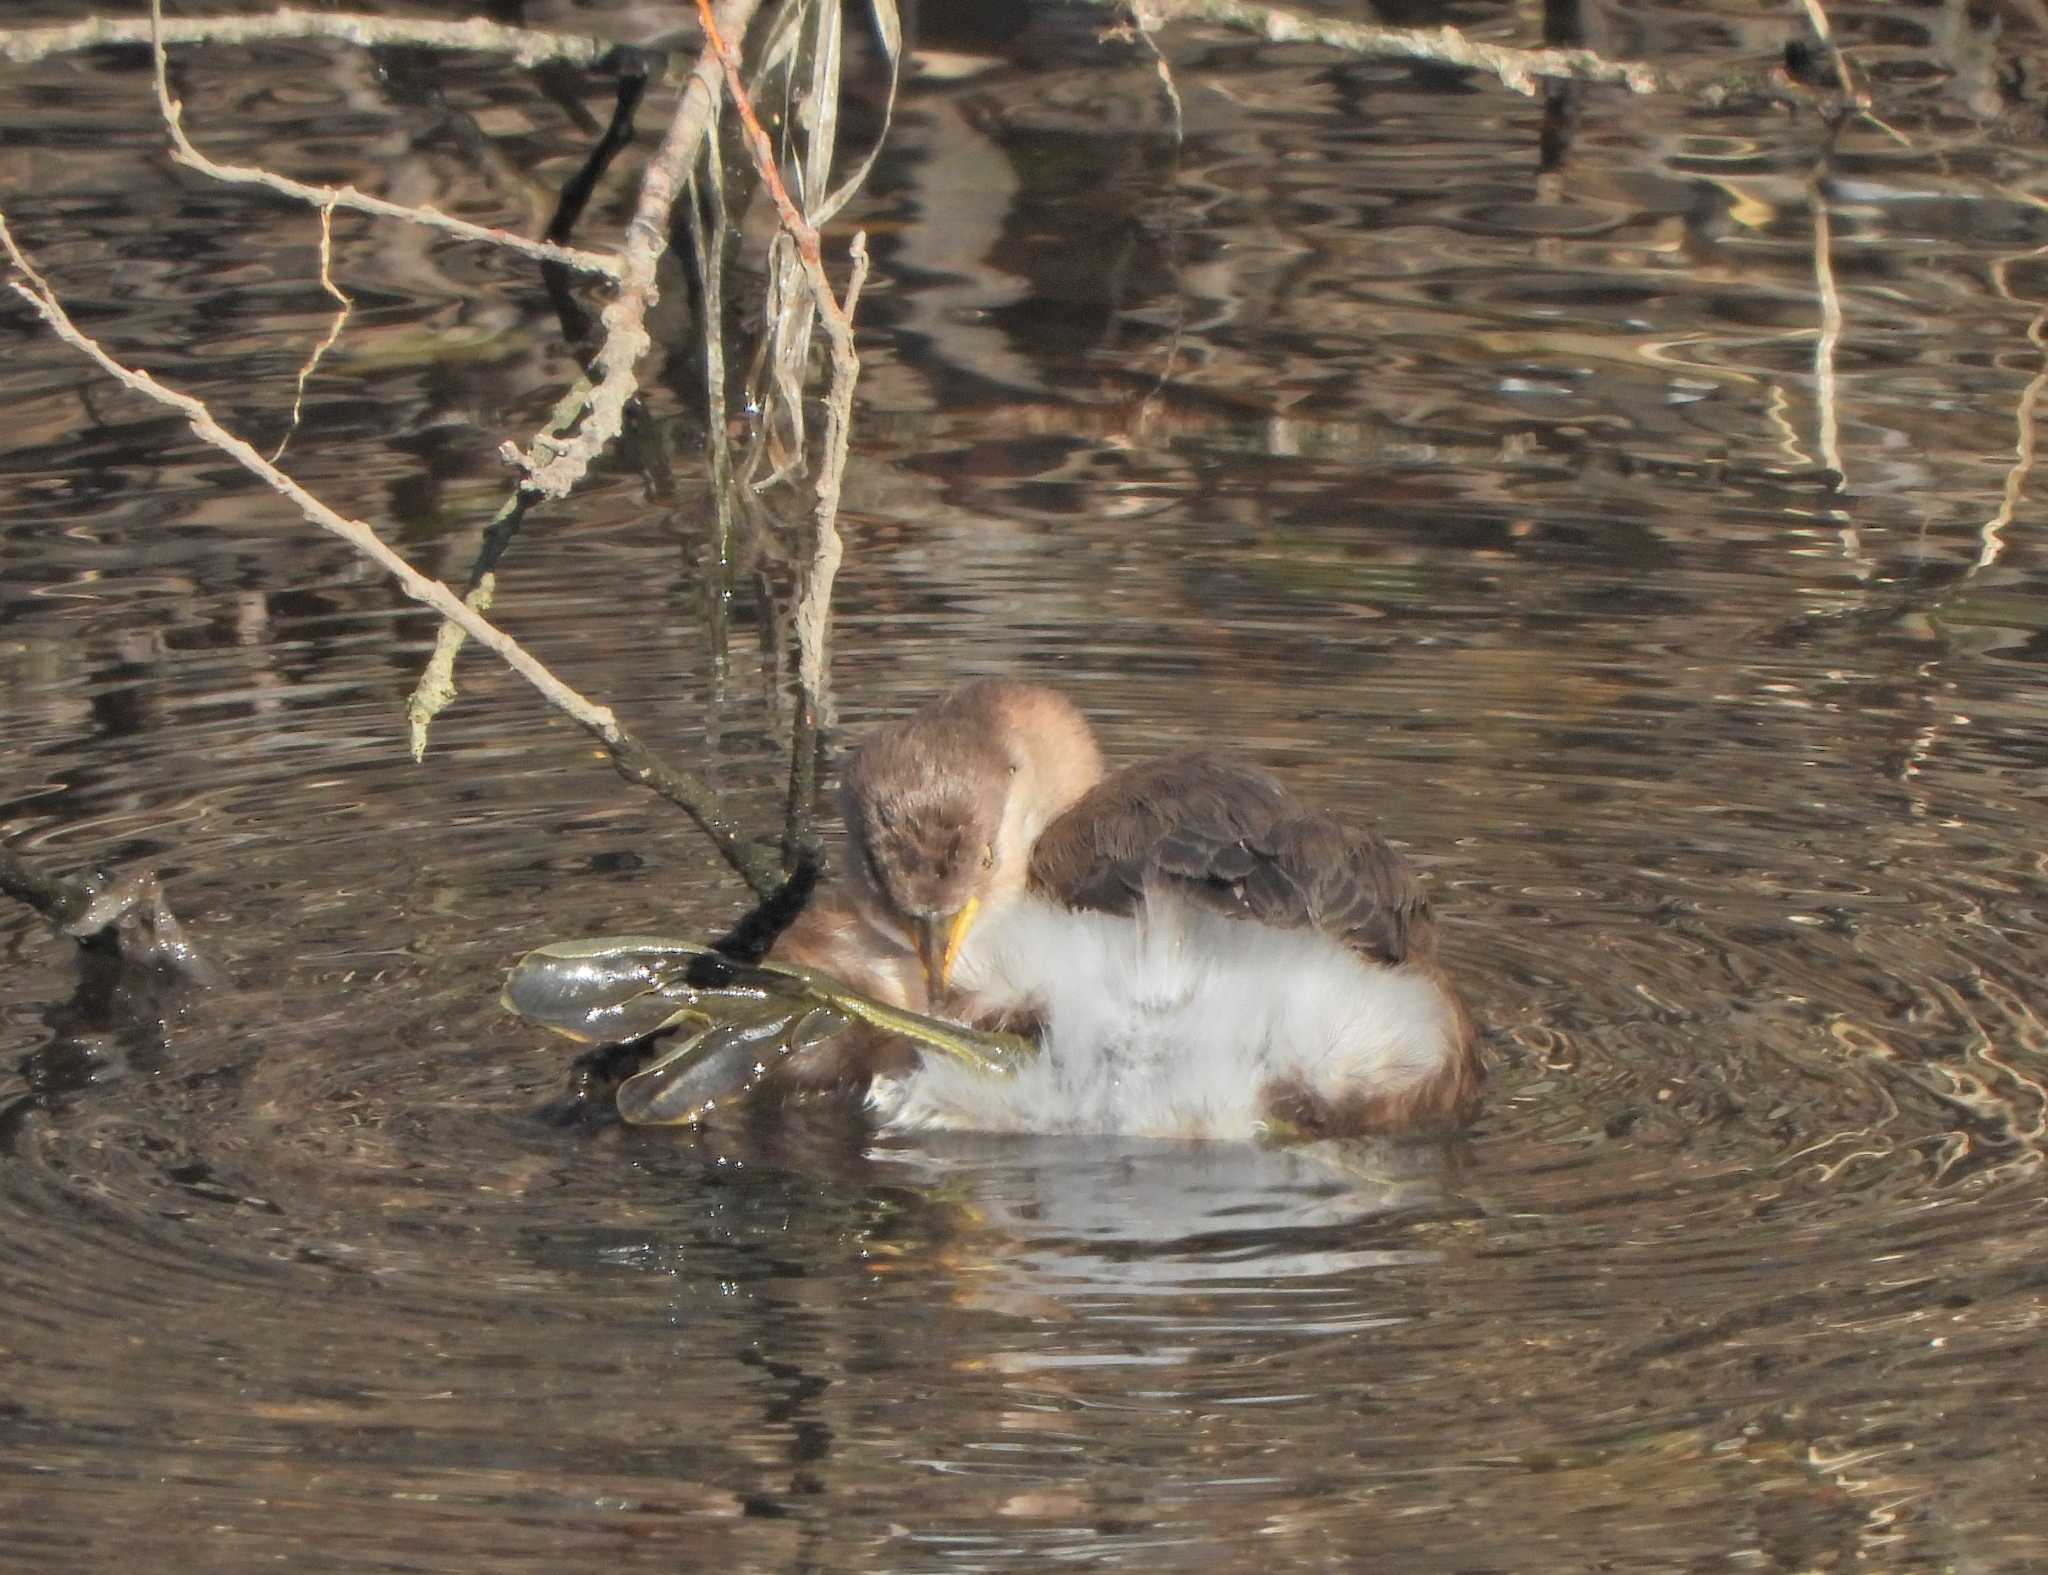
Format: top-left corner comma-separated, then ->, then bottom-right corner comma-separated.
1027,752 -> 1434,966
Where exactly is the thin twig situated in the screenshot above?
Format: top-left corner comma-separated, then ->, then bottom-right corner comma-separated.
144,0 -> 619,280
1810,170 -> 1846,487
0,843 -> 82,931
1980,254 -> 2048,571
407,570 -> 497,760
687,151 -> 739,682
270,200 -> 351,464
410,64 -> 666,758
508,0 -> 765,499
1105,0 -> 1662,96
1,10 -> 629,70
1124,13 -> 1186,134
693,2 -> 868,628
798,231 -> 868,716
1797,0 -> 1868,109
1,210 -> 781,897
697,0 -> 870,860
406,383 -> 579,754
1763,381 -> 1813,473
1112,5 -> 1191,439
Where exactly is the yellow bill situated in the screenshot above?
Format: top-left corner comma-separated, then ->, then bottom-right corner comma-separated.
915,895 -> 982,998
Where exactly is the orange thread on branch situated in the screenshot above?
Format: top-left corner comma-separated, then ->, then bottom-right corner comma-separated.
695,0 -> 815,255
693,0 -> 848,322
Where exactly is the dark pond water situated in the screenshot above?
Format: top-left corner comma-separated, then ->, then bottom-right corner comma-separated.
6,0 -> 2048,1567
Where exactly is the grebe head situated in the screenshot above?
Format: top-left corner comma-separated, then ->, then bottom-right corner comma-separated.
842,681 -> 1104,995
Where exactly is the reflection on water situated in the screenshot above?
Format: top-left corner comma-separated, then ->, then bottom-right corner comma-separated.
6,0 -> 2048,1565
874,1135 -> 1461,1306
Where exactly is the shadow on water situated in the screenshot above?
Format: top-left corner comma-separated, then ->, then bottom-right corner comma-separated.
5,0 -> 2048,1566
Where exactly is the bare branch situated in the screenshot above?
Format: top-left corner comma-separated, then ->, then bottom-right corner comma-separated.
270,200 -> 351,464
408,572 -> 498,760
1796,0 -> 1868,109
1981,250 -> 2048,571
1981,316 -> 2044,570
696,0 -> 869,848
508,0 -> 766,499
799,233 -> 868,716
0,210 -> 782,897
0,842 -> 88,933
1106,0 -> 1663,96
144,0 -> 619,280
1,10 -> 625,70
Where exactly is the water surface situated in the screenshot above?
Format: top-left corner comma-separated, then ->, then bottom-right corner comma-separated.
5,0 -> 2048,1567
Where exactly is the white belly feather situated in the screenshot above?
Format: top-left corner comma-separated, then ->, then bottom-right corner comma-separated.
868,895 -> 1457,1141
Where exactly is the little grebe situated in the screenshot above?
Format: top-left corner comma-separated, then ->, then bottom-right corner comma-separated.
768,680 -> 1481,1141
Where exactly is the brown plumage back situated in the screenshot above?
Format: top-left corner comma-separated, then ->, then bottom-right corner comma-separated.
1027,752 -> 1436,967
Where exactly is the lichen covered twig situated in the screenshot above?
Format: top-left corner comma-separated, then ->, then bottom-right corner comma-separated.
508,0 -> 766,499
